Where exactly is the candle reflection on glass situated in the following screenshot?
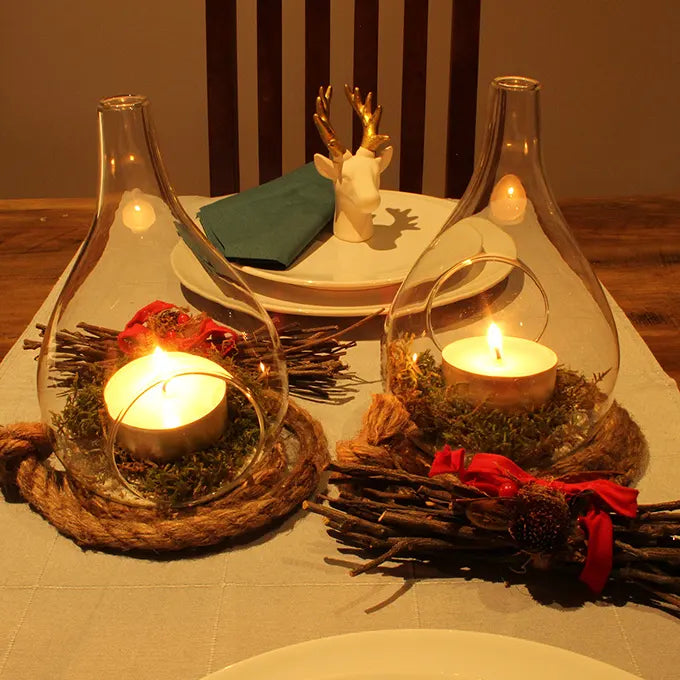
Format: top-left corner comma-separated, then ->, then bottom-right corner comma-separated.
442,323 -> 557,411
122,190 -> 156,232
490,174 -> 527,225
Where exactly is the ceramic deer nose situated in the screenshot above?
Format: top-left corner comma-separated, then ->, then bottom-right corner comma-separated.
341,147 -> 383,213
313,85 -> 393,243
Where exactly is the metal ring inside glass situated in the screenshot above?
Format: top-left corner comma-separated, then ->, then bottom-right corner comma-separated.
424,254 -> 550,352
105,369 -> 266,508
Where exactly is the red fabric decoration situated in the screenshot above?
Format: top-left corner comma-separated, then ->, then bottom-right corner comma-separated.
578,507 -> 614,594
122,300 -> 181,328
118,301 -> 179,352
117,300 -> 237,356
428,445 -> 638,593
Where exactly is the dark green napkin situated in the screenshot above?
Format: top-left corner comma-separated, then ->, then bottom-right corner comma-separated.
198,163 -> 335,270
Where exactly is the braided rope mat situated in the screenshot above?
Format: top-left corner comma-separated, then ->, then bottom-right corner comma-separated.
337,394 -> 647,484
0,400 -> 328,552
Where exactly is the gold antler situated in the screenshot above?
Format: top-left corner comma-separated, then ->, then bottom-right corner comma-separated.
344,84 -> 391,153
313,86 -> 347,163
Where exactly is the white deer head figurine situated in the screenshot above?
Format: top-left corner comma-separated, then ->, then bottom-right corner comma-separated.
313,85 -> 393,243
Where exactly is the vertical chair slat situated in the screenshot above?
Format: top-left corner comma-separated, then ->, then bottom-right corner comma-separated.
399,0 -> 429,194
305,0 -> 332,163
206,0 -> 239,195
352,0 -> 379,151
446,0 -> 480,198
257,0 -> 283,184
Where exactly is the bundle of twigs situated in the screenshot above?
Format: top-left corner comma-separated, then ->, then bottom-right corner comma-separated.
23,310 -> 380,399
24,323 -> 119,388
305,462 -> 680,616
244,312 -> 380,400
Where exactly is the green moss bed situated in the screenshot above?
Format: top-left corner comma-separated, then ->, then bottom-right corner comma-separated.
387,337 -> 608,471
53,361 -> 260,507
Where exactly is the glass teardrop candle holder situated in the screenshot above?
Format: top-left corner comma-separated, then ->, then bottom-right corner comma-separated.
37,95 -> 288,508
383,77 -> 619,464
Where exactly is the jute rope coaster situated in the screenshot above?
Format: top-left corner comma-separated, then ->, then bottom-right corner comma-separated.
0,399 -> 328,552
337,393 -> 647,484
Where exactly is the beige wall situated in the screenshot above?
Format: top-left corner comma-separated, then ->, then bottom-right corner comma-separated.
1,1 -> 678,200
0,0 -> 209,199
477,0 -> 680,199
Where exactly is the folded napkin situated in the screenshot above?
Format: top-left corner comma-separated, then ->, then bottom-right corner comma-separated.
198,162 -> 335,270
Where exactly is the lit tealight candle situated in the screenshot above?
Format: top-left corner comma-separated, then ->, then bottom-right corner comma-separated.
121,193 -> 156,232
104,348 -> 229,461
489,174 -> 527,225
442,323 -> 557,411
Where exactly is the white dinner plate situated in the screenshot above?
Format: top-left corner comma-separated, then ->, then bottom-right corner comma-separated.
203,629 -> 641,680
171,211 -> 516,317
180,191 -> 477,291
171,239 -> 398,316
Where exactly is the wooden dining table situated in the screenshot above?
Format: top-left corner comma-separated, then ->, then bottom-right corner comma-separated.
0,194 -> 678,680
2,195 -> 679,382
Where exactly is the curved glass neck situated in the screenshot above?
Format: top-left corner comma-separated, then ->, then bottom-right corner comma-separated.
461,77 -> 546,209
96,95 -> 176,214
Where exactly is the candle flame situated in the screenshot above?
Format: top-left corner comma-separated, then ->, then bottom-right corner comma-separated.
258,361 -> 271,379
487,323 -> 503,361
152,345 -> 166,361
151,347 -> 174,392
150,349 -> 185,421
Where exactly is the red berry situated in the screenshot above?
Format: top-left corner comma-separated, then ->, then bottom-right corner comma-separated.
499,481 -> 518,497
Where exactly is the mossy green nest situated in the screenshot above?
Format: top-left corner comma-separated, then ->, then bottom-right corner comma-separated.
387,336 -> 609,471
53,362 -> 260,507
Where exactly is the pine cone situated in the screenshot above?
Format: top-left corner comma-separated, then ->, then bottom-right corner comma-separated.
509,483 -> 571,553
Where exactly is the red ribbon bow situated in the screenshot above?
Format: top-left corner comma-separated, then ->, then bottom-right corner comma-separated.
429,445 -> 639,593
117,300 -> 237,356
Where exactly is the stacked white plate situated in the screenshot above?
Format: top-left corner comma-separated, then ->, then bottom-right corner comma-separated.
172,191 -> 517,317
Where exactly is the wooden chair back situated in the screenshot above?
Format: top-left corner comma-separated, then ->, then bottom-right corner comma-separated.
206,0 -> 480,198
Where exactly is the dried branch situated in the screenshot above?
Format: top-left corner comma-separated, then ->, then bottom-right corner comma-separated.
307,460 -> 680,615
24,312 -> 378,400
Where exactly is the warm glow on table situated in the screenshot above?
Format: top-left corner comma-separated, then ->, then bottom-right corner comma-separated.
103,348 -> 229,460
442,323 -> 557,410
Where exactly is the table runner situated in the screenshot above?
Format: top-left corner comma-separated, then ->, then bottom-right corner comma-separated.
0,255 -> 677,680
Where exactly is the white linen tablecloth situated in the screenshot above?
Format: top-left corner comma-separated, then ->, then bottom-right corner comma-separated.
0,256 -> 678,680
